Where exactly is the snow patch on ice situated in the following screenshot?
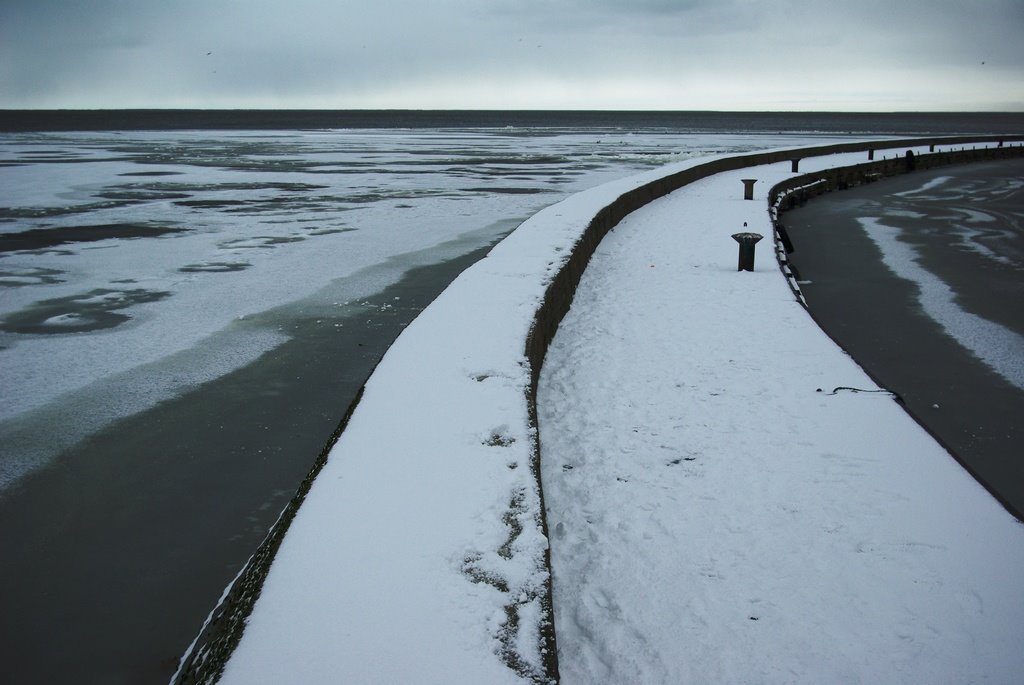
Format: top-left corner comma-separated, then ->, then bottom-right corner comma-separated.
892,175 -> 952,197
859,216 -> 1024,390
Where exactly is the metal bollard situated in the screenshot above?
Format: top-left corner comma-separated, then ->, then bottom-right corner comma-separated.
791,159 -> 800,172
731,231 -> 763,271
741,178 -> 757,200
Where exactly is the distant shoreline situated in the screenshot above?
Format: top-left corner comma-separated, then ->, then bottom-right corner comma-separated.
3,109 -> 1024,133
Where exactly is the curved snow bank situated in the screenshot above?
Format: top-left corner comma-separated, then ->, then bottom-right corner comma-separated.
173,136 -> 1022,684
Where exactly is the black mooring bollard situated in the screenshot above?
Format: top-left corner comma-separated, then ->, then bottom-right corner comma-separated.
742,178 -> 757,200
732,231 -> 763,271
791,159 -> 800,172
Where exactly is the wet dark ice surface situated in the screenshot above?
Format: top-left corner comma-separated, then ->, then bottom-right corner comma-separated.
0,245 -> 493,684
784,159 -> 1024,519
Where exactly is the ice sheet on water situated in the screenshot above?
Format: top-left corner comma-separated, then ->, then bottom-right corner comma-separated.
0,128 -> 850,488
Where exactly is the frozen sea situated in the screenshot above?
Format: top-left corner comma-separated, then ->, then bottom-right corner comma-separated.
1,126 -> 851,487
0,112 -> 1018,684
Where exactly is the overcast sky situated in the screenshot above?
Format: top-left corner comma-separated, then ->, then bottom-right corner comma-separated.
2,0 -> 1022,111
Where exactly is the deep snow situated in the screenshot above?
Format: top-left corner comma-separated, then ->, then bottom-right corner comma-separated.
210,143 -> 1024,684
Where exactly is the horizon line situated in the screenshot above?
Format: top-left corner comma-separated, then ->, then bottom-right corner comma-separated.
3,107 -> 1024,114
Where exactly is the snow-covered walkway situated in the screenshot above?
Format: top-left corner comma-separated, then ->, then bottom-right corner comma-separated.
539,158 -> 1024,683
192,142 -> 1024,685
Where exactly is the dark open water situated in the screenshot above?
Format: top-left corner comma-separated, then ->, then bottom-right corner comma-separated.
4,109 -> 1024,135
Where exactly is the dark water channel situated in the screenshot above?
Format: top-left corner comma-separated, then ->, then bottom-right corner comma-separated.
783,159 -> 1024,520
0,241 -> 496,684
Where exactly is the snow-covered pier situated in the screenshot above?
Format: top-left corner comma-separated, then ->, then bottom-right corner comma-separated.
539,146 -> 1024,683
175,137 -> 1024,684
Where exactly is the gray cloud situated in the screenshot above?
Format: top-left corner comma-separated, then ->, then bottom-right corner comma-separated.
1,0 -> 1021,110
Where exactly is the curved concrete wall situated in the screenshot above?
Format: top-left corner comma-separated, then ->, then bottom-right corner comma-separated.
174,134 -> 1022,684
